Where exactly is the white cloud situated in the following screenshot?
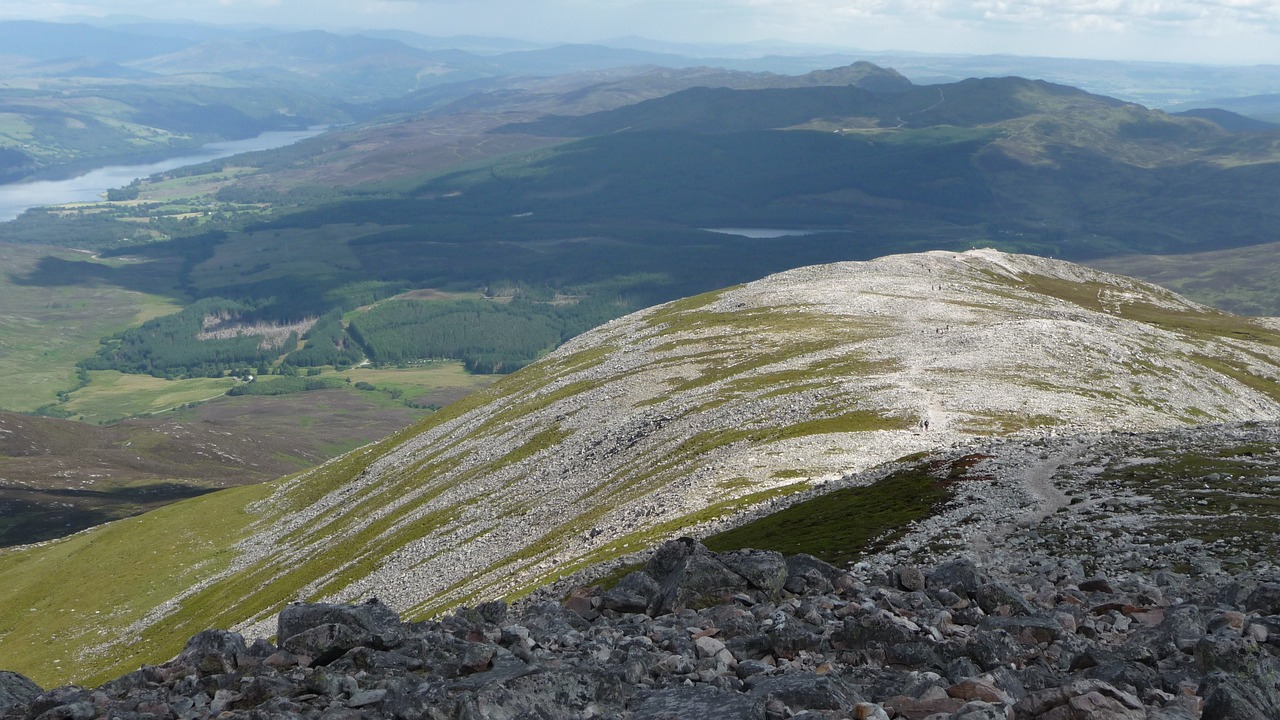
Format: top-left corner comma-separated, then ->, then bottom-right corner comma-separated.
0,0 -> 1277,62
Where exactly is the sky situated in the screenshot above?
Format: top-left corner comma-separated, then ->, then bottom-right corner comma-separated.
4,0 -> 1280,65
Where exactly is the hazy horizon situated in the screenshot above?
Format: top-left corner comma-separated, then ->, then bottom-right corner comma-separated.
2,1 -> 1278,66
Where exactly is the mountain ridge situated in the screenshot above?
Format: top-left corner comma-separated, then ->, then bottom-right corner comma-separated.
6,249 -> 1280,685
494,76 -> 1105,137
175,248 -> 1280,632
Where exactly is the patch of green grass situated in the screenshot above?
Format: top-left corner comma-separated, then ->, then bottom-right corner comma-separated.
64,371 -> 239,422
1015,272 -> 1280,349
665,339 -> 837,394
650,304 -> 832,340
474,378 -> 599,436
495,424 -> 574,467
1193,355 -> 1280,404
704,461 -> 954,565
570,410 -> 908,530
641,287 -> 734,331
1062,442 -> 1280,567
960,412 -> 1064,434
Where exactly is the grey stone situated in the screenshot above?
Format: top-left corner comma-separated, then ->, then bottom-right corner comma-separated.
928,558 -> 987,597
1159,604 -> 1204,653
720,549 -> 789,596
1079,577 -> 1114,593
841,609 -> 917,647
968,630 -> 1025,671
675,550 -> 757,609
178,629 -> 249,675
1016,680 -> 1145,720
974,581 -> 1037,616
280,622 -> 370,665
631,685 -> 765,720
345,689 -> 387,708
599,569 -> 660,614
978,616 -> 1062,644
0,671 -> 42,714
1244,583 -> 1280,615
747,672 -> 865,712
951,700 -> 1010,720
898,566 -> 927,592
32,700 -> 96,720
1200,672 -> 1280,720
278,598 -> 403,653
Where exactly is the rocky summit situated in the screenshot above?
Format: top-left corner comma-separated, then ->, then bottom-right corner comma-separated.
2,535 -> 1278,719
192,249 -> 1280,642
7,249 -> 1280,686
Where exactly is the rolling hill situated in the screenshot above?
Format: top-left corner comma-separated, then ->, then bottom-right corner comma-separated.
5,249 -> 1280,686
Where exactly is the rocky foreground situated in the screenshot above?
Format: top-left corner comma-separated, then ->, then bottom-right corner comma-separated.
3,536 -> 1278,720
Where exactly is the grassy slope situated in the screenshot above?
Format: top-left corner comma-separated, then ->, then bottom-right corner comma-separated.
0,412 -> 434,686
0,362 -> 494,682
0,482 -> 268,688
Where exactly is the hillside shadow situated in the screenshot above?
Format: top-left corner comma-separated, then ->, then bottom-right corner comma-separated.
8,253 -> 186,299
0,483 -> 216,547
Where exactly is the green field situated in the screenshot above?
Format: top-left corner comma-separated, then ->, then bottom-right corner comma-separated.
59,362 -> 496,424
63,371 -> 239,423
0,244 -> 182,412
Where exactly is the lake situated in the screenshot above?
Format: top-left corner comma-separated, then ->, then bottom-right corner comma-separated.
0,128 -> 326,222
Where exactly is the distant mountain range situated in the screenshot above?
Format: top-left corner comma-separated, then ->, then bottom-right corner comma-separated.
2,18 -> 1277,183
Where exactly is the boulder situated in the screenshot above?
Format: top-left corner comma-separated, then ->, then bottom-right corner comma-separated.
719,549 -> 789,596
928,558 -> 987,597
177,629 -> 249,675
1159,604 -> 1204,653
746,672 -> 865,714
277,598 -> 404,656
1244,583 -> 1280,615
975,580 -> 1037,616
1200,672 -> 1280,720
604,539 -> 785,616
599,567 -> 661,614
1016,680 -> 1146,720
0,672 -> 41,715
897,565 -> 927,592
630,685 -> 764,720
978,615 -> 1062,645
